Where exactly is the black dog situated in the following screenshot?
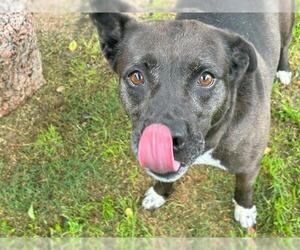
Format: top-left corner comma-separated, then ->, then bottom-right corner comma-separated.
91,0 -> 294,228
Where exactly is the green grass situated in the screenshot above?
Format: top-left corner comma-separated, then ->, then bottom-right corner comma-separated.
0,13 -> 299,237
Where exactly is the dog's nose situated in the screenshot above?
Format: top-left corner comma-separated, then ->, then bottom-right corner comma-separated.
169,122 -> 188,152
173,135 -> 186,152
141,119 -> 188,152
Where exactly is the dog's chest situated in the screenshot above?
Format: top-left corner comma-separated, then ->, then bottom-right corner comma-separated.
193,149 -> 227,171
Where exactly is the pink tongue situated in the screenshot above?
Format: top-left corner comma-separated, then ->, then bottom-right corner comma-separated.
138,124 -> 181,174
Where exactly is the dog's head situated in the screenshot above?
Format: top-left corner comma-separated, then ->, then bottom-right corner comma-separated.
91,13 -> 257,182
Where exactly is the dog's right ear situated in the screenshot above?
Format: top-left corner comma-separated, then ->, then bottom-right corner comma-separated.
223,32 -> 258,83
90,13 -> 136,70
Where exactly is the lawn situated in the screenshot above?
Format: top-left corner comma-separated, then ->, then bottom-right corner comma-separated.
0,12 -> 299,237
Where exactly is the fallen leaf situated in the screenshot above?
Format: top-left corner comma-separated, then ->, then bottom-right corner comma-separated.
69,40 -> 78,52
56,86 -> 65,93
125,208 -> 133,218
264,147 -> 271,155
247,226 -> 256,235
27,204 -> 36,220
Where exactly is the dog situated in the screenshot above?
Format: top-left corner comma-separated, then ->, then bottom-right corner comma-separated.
90,0 -> 295,228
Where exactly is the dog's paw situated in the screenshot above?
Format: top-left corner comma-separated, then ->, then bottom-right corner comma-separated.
233,199 -> 257,228
142,187 -> 166,210
276,71 -> 292,85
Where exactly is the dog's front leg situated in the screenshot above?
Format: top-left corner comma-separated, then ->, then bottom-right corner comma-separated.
142,182 -> 174,210
233,171 -> 259,228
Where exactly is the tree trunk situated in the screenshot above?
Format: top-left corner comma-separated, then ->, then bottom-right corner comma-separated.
0,13 -> 45,118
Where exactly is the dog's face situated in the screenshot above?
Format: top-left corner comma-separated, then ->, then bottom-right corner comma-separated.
92,14 -> 257,182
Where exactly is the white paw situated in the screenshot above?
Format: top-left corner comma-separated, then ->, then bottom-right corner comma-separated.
233,199 -> 257,228
142,187 -> 166,210
276,71 -> 292,85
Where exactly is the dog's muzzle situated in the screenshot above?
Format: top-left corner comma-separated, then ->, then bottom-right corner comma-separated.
146,163 -> 190,183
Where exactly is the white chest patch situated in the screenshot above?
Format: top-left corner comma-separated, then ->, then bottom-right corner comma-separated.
192,149 -> 227,171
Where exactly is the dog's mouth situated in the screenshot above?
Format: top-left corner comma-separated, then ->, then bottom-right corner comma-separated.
146,163 -> 189,183
137,124 -> 192,182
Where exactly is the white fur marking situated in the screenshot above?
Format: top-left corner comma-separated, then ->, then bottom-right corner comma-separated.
142,187 -> 166,210
276,71 -> 292,85
233,199 -> 257,228
193,149 -> 227,171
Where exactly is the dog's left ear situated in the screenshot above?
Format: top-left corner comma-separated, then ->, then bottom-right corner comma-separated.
90,13 -> 137,70
225,34 -> 258,81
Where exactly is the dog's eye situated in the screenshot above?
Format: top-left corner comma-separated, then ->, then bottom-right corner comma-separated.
197,72 -> 215,87
128,71 -> 145,86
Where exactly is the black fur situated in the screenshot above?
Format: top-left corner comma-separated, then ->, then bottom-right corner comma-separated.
91,0 -> 294,226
